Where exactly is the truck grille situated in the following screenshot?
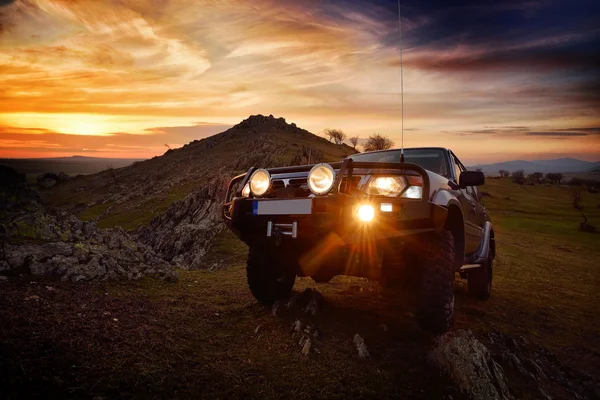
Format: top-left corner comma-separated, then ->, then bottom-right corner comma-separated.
266,176 -> 361,198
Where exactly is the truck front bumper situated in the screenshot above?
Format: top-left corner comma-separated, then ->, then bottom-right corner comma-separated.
225,195 -> 448,247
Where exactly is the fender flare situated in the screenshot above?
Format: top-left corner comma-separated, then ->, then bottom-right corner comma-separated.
431,189 -> 460,209
472,221 -> 493,264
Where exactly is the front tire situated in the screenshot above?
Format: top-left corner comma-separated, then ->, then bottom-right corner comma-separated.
247,247 -> 296,303
415,230 -> 456,334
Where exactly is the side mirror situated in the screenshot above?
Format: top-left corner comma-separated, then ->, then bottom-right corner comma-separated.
459,171 -> 485,188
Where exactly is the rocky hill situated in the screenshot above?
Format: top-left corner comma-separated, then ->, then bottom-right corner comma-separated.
43,115 -> 355,269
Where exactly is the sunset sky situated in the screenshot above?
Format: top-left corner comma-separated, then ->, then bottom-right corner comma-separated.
1,0 -> 598,164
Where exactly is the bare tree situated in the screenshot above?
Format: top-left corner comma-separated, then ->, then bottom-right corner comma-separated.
164,144 -> 171,150
323,129 -> 335,142
349,136 -> 360,150
364,133 -> 394,152
323,129 -> 347,145
572,187 -> 595,232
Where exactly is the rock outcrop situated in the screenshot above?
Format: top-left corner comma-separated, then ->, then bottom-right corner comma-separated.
1,184 -> 176,282
431,330 -> 513,400
136,181 -> 224,268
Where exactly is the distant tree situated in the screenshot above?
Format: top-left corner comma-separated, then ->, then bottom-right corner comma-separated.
323,129 -> 346,144
503,170 -> 510,177
364,133 -> 394,152
529,172 -> 543,183
546,172 -> 563,184
512,169 -> 525,185
499,169 -> 506,177
333,130 -> 347,145
349,136 -> 360,150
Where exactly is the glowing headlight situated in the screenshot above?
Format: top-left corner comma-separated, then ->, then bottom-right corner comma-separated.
241,183 -> 251,198
401,185 -> 423,199
367,176 -> 405,197
308,163 -> 335,195
249,169 -> 271,197
357,204 -> 375,222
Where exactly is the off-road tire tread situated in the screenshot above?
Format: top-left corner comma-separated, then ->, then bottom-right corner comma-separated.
246,247 -> 295,303
416,230 -> 455,334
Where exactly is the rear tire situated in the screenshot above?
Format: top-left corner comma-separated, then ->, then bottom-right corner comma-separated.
415,230 -> 455,334
247,247 -> 296,303
467,256 -> 493,300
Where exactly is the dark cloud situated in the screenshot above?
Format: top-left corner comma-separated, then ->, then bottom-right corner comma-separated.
402,45 -> 600,72
449,126 -> 599,137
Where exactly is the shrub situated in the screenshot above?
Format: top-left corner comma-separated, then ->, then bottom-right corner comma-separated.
512,170 -> 525,185
364,134 -> 394,152
546,172 -> 563,184
529,172 -> 543,184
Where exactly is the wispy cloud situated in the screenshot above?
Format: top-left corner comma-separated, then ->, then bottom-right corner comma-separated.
0,0 -> 598,161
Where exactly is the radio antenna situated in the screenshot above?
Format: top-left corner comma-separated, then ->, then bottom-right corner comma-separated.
397,0 -> 405,163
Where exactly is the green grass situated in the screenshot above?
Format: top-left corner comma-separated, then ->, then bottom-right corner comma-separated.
463,178 -> 600,369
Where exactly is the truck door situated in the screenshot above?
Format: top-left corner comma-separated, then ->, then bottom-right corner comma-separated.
452,155 -> 484,255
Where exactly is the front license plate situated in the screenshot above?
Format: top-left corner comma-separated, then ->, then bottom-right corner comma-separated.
253,199 -> 312,215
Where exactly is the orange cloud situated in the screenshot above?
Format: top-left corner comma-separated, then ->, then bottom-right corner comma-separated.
0,0 -> 598,162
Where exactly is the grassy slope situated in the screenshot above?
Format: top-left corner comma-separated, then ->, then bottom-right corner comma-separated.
469,179 -> 600,370
2,179 -> 598,399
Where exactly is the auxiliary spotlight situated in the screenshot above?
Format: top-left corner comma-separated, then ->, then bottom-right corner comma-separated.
356,204 -> 375,222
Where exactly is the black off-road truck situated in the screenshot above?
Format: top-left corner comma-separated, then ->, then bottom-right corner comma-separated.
223,148 -> 495,333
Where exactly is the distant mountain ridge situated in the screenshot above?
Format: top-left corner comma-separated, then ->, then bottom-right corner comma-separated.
469,158 -> 600,174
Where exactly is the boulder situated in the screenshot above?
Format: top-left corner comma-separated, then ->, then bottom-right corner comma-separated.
431,330 -> 513,400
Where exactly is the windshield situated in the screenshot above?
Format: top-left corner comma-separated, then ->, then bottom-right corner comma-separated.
349,148 -> 449,177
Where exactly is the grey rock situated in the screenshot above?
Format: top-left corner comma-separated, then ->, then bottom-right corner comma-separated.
302,288 -> 325,315
301,336 -> 312,356
431,330 -> 513,400
291,320 -> 303,333
271,300 -> 281,316
353,334 -> 370,360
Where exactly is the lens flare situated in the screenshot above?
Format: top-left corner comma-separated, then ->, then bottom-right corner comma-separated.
357,204 -> 375,222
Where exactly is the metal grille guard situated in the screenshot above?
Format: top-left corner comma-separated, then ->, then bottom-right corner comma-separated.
223,159 -> 431,220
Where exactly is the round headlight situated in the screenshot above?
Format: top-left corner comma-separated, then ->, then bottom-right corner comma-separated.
249,169 -> 271,197
308,163 -> 335,195
367,176 -> 405,197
